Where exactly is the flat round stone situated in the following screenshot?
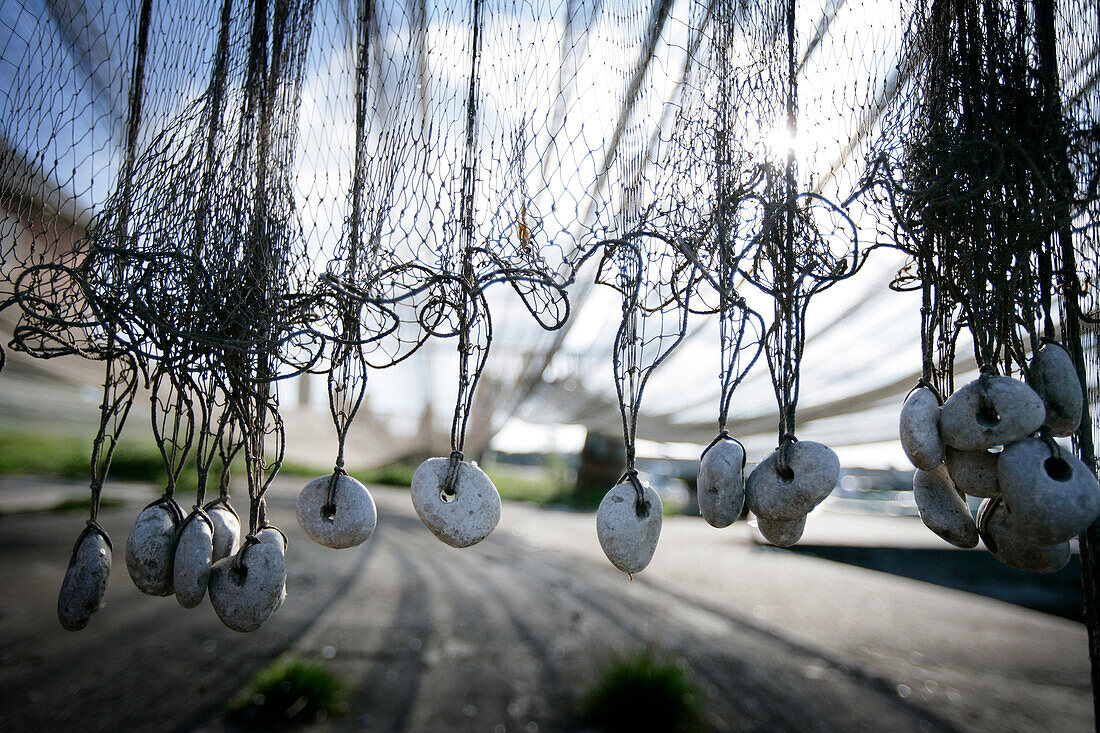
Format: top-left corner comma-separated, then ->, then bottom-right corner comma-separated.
58,529 -> 111,631
697,438 -> 745,528
945,447 -> 1001,498
978,498 -> 1071,573
209,541 -> 287,632
411,458 -> 501,548
913,465 -> 978,548
745,441 -> 839,521
297,474 -> 377,549
596,481 -> 663,574
206,503 -> 240,562
756,513 -> 806,547
899,387 -> 944,470
939,376 -> 1045,451
125,503 -> 178,596
999,438 -> 1100,546
174,513 -> 214,609
1029,343 -> 1084,437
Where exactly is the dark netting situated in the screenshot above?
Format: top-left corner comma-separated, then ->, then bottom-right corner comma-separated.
0,0 -> 1098,650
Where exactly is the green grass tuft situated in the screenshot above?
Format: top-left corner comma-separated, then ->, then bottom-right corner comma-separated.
581,651 -> 703,733
225,653 -> 345,727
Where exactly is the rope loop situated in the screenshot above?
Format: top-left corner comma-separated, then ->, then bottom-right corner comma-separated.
777,432 -> 798,480
443,450 -> 464,495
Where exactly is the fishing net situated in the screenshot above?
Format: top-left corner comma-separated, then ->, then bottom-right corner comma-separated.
1,0 -> 1098,631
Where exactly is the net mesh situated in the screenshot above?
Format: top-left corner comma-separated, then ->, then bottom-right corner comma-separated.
0,0 -> 1097,521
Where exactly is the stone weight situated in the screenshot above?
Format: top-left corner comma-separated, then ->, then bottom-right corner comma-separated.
899,387 -> 945,471
596,481 -> 663,574
978,498 -> 1071,573
745,441 -> 839,522
411,458 -> 501,548
697,438 -> 745,528
939,376 -> 1044,451
57,528 -> 111,631
125,502 -> 179,596
999,438 -> 1100,546
913,465 -> 978,548
297,474 -> 377,549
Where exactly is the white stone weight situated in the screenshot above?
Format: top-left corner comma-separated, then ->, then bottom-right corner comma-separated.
256,526 -> 287,554
254,527 -> 287,609
978,498 -> 1071,573
745,441 -> 840,521
939,376 -> 1045,451
296,474 -> 377,549
913,466 -> 978,548
208,541 -> 287,632
125,503 -> 179,596
697,438 -> 745,528
596,481 -> 663,574
899,387 -> 945,470
57,529 -> 111,631
410,458 -> 501,548
206,504 -> 240,562
944,447 -> 1001,498
1029,343 -> 1084,437
756,513 -> 806,547
173,513 -> 214,609
998,438 -> 1100,546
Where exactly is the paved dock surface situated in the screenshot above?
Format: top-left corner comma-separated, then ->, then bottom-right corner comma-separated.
0,479 -> 1091,732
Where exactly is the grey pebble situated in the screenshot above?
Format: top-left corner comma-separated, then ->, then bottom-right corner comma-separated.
208,541 -> 287,632
999,437 -> 1100,546
746,441 -> 839,521
913,466 -> 978,548
174,513 -> 213,609
57,529 -> 111,631
1029,343 -> 1084,437
596,481 -> 663,574
939,376 -> 1045,451
697,438 -> 745,528
206,503 -> 240,562
297,474 -> 377,549
978,498 -> 1071,573
411,458 -> 501,548
756,513 -> 806,547
125,503 -> 178,596
255,526 -> 288,609
945,447 -> 1001,498
899,387 -> 945,470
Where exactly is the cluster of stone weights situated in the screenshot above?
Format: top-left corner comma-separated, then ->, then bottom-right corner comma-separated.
900,344 -> 1097,571
58,493 -> 290,632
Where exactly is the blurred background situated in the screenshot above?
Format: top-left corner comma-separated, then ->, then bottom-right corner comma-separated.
1,0 -> 1097,730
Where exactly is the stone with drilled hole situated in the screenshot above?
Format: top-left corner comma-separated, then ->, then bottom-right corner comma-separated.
125,503 -> 178,596
297,474 -> 377,549
998,437 -> 1100,546
411,458 -> 501,548
57,530 -> 111,631
939,376 -> 1045,451
697,438 -> 745,528
206,504 -> 240,562
756,513 -> 806,547
899,387 -> 945,470
596,481 -> 663,574
1029,343 -> 1084,437
173,513 -> 213,608
208,541 -> 286,632
745,441 -> 839,521
913,465 -> 978,548
945,447 -> 1001,498
978,498 -> 1070,573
